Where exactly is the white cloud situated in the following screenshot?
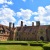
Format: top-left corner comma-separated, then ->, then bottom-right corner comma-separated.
22,0 -> 26,2
16,19 -> 36,27
2,4 -> 8,8
38,7 -> 47,15
16,19 -> 26,26
34,5 -> 50,25
22,0 -> 34,2
0,7 -> 16,26
16,5 -> 50,26
17,8 -> 33,20
1,20 -> 9,26
0,0 -> 13,5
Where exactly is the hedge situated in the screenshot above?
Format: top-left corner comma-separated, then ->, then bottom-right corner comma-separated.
43,43 -> 50,50
43,46 -> 50,50
0,43 -> 28,46
30,43 -> 43,46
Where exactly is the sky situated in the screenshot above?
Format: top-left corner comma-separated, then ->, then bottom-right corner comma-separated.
0,0 -> 50,27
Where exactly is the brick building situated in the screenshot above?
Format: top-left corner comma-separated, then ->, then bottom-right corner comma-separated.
0,21 -> 50,41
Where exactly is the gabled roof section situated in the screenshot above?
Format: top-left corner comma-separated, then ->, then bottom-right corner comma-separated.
17,26 -> 39,33
0,24 -> 10,32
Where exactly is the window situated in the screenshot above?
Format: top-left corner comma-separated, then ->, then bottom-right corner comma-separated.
27,38 -> 28,40
29,28 -> 32,32
40,29 -> 44,34
32,32 -> 35,34
17,38 -> 18,40
1,31 -> 2,33
17,32 -> 19,36
0,30 -> 3,33
24,38 -> 25,40
46,29 -> 47,33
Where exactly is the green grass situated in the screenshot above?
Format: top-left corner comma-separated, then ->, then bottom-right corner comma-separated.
0,41 -> 47,43
0,45 -> 43,50
0,41 -> 49,50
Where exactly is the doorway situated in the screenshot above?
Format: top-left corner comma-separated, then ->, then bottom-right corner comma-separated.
40,36 -> 44,41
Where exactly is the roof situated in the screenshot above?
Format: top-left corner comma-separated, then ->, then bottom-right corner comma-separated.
17,25 -> 50,33
0,24 -> 10,32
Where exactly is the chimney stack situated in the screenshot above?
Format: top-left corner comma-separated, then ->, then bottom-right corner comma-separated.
9,22 -> 12,29
13,23 -> 14,28
36,21 -> 40,26
32,22 -> 34,26
21,21 -> 23,27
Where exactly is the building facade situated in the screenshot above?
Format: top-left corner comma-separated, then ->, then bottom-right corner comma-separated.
15,21 -> 50,41
0,21 -> 50,41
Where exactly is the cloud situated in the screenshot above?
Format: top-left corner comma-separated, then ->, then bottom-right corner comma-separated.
17,8 -> 33,20
2,4 -> 8,8
0,0 -> 13,5
34,5 -> 50,25
16,19 -> 26,26
0,0 -> 15,26
16,5 -> 50,26
22,0 -> 26,2
22,0 -> 34,2
16,19 -> 36,27
0,7 -> 16,26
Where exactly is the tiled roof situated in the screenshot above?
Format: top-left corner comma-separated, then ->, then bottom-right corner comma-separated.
17,26 -> 39,33
17,25 -> 50,33
0,24 -> 10,32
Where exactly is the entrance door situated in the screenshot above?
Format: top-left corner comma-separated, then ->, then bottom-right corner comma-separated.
40,36 -> 44,41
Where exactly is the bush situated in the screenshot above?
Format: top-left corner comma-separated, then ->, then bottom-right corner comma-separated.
43,46 -> 50,50
43,43 -> 50,50
21,43 -> 28,46
0,43 -> 28,45
30,43 -> 43,46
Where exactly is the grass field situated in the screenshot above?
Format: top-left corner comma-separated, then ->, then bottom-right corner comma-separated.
0,41 -> 49,50
0,45 -> 43,50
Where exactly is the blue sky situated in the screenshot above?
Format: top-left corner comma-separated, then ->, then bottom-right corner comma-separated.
0,0 -> 50,26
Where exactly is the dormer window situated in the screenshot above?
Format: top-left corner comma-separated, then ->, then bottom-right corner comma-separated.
1,31 -> 2,33
0,30 -> 3,33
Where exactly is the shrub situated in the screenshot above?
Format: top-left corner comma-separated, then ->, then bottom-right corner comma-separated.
43,46 -> 50,50
0,42 -> 28,45
21,43 -> 28,46
30,43 -> 43,46
43,43 -> 50,50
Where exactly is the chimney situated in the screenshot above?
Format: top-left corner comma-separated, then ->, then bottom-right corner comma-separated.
21,21 -> 23,27
32,22 -> 34,26
9,22 -> 12,29
36,21 -> 40,26
13,23 -> 14,28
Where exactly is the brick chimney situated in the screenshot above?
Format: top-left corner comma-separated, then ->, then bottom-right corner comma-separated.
9,22 -> 12,29
21,21 -> 23,27
32,22 -> 34,26
36,21 -> 40,26
13,23 -> 14,28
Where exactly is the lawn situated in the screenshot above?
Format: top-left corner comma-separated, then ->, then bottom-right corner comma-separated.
0,41 -> 48,50
0,45 -> 43,50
